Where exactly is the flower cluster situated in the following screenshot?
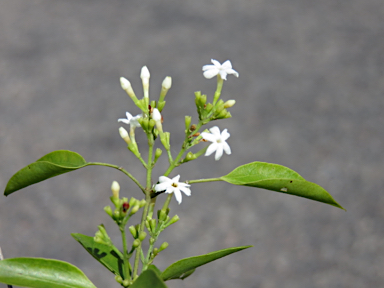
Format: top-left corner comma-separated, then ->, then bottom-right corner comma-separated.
118,60 -> 238,204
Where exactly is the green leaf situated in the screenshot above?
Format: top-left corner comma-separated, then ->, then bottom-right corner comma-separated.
147,265 -> 162,276
130,270 -> 167,288
161,245 -> 252,281
71,233 -> 126,279
4,150 -> 88,196
221,162 -> 344,209
0,257 -> 96,288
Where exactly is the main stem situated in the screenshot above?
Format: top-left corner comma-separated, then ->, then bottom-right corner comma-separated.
133,133 -> 154,279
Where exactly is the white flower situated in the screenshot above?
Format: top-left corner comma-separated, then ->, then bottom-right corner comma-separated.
154,175 -> 191,204
201,126 -> 231,160
118,112 -> 142,128
151,108 -> 161,122
202,59 -> 239,80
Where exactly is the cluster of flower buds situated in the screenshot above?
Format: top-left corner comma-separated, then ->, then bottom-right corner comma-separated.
195,91 -> 234,123
104,181 -> 146,224
93,224 -> 113,246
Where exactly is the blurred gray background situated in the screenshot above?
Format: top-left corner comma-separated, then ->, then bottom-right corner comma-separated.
0,1 -> 383,287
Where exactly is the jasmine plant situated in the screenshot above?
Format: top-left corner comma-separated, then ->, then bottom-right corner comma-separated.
0,59 -> 343,288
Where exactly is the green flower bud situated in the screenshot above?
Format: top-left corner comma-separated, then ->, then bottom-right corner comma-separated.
159,242 -> 169,252
166,215 -> 180,226
154,148 -> 163,161
129,225 -> 138,238
185,151 -> 197,162
205,103 -> 213,113
199,94 -> 207,106
149,119 -> 156,130
157,101 -> 166,112
139,199 -> 146,208
122,279 -> 130,287
139,231 -> 147,241
149,237 -> 155,245
158,209 -> 167,222
160,131 -> 170,150
185,116 -> 192,132
224,99 -> 236,108
150,219 -> 157,232
104,205 -> 113,217
129,197 -> 138,207
130,205 -> 140,215
195,91 -> 202,106
132,239 -> 141,248
115,275 -> 123,284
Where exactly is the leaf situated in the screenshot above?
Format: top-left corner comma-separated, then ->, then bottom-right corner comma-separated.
71,233 -> 126,279
0,257 -> 96,288
161,245 -> 252,281
147,265 -> 162,276
130,270 -> 168,288
4,150 -> 89,196
221,162 -> 344,209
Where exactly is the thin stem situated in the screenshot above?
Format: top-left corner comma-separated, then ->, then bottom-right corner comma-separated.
213,76 -> 224,105
87,162 -> 145,193
187,177 -> 222,184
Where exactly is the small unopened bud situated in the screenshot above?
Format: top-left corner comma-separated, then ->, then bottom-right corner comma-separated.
140,66 -> 150,98
122,279 -> 130,287
185,116 -> 192,132
115,275 -> 123,284
139,231 -> 147,241
129,225 -> 138,238
162,76 -> 172,90
154,148 -> 162,161
130,205 -> 140,215
159,242 -> 169,252
166,215 -> 180,227
120,77 -> 138,103
224,99 -> 236,108
104,205 -> 113,217
151,108 -> 163,132
119,127 -> 131,144
132,239 -> 140,248
111,181 -> 120,199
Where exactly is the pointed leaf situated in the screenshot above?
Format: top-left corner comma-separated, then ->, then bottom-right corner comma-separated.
130,270 -> 167,288
4,150 -> 89,195
72,233 -> 126,279
221,162 -> 344,209
161,245 -> 252,281
0,257 -> 96,288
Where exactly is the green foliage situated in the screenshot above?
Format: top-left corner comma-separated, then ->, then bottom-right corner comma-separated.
72,233 -> 127,279
0,258 -> 96,288
4,150 -> 88,196
161,245 -> 252,281
130,270 -> 167,288
221,162 -> 344,209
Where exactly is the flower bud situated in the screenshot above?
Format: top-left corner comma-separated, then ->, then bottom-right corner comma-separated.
132,239 -> 141,248
122,279 -> 130,287
166,215 -> 180,227
149,219 -> 157,232
111,181 -> 120,199
104,205 -> 113,217
138,231 -> 147,241
160,131 -> 170,150
154,148 -> 163,162
158,209 -> 167,221
224,99 -> 236,108
185,116 -> 192,132
140,66 -> 150,99
185,151 -> 197,162
129,225 -> 138,238
159,242 -> 169,252
139,199 -> 146,208
129,205 -> 140,215
129,198 -> 138,207
119,127 -> 131,145
162,76 -> 172,90
120,77 -> 139,103
149,237 -> 155,245
115,275 -> 123,284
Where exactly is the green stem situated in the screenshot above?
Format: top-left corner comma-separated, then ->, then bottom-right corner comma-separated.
187,177 -> 222,184
87,162 -> 145,193
212,76 -> 224,105
120,226 -> 131,280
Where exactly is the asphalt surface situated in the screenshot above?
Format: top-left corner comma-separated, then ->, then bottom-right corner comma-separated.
1,1 -> 383,287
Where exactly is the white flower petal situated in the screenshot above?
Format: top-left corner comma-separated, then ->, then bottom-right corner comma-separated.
158,176 -> 171,183
202,64 -> 216,71
209,126 -> 221,136
155,182 -> 169,192
223,141 -> 232,155
219,70 -> 228,80
201,132 -> 217,143
205,142 -> 218,156
221,129 -> 230,141
211,59 -> 221,67
179,185 -> 191,196
172,175 -> 181,183
173,189 -> 182,204
117,118 -> 130,124
214,144 -> 224,161
203,69 -> 219,79
221,60 -> 233,69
